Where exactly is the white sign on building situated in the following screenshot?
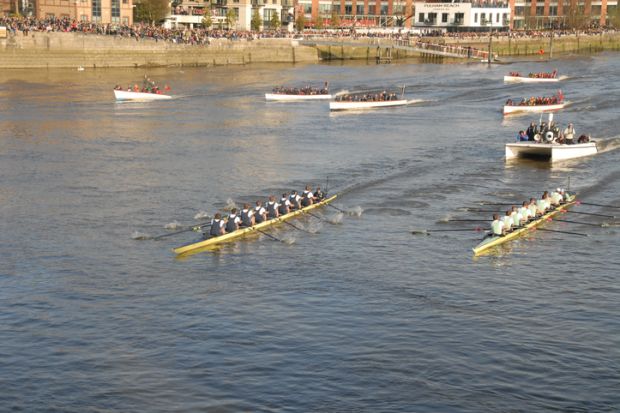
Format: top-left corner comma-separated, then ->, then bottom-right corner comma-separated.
414,2 -> 510,31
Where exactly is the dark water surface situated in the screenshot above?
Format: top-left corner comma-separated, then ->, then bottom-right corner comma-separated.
1,54 -> 619,412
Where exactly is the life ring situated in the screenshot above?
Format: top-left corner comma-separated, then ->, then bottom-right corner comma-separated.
545,131 -> 554,142
533,133 -> 541,142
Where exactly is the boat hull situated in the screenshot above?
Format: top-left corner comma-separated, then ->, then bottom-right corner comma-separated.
173,195 -> 338,255
114,90 -> 172,101
329,99 -> 411,111
503,75 -> 560,83
265,93 -> 332,101
503,102 -> 565,115
472,194 -> 576,255
505,142 -> 598,162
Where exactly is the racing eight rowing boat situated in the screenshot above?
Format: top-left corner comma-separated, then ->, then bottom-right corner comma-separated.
472,193 -> 576,255
173,194 -> 337,256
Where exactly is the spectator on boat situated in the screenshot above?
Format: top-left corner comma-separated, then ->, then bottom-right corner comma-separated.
279,193 -> 292,215
225,208 -> 242,232
301,185 -> 315,207
289,190 -> 302,210
209,213 -> 226,237
266,195 -> 280,219
241,203 -> 255,227
506,98 -> 513,106
254,201 -> 267,223
577,134 -> 590,143
491,213 -> 505,235
526,122 -> 538,141
549,122 -> 561,142
563,123 -> 576,144
518,130 -> 528,141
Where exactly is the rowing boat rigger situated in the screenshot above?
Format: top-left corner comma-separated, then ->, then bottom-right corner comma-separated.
173,195 -> 337,256
472,193 -> 576,255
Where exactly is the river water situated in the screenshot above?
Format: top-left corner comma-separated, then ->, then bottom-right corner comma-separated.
1,53 -> 619,412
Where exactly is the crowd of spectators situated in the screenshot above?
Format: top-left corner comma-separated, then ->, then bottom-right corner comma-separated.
0,15 -> 617,46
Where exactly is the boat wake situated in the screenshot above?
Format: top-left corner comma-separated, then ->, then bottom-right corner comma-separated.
164,221 -> 182,229
346,206 -> 364,217
596,136 -> 620,154
328,212 -> 344,224
281,234 -> 296,245
131,230 -> 151,240
194,210 -> 210,220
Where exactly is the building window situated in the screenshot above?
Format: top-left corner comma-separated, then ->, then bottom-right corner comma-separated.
454,12 -> 463,24
380,5 -> 388,14
122,17 -> 129,25
442,13 -> 448,22
92,0 -> 101,20
303,3 -> 311,13
111,0 -> 120,19
46,13 -> 55,18
591,5 -> 601,15
345,4 -> 352,14
368,5 -> 375,14
496,13 -> 499,22
419,12 -> 424,22
80,14 -> 88,21
536,5 -> 544,15
474,13 -> 477,23
548,6 -> 557,15
356,4 -> 363,14
428,12 -> 436,23
515,6 -> 524,16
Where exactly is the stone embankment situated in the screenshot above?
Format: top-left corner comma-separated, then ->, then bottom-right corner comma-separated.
0,32 -> 318,69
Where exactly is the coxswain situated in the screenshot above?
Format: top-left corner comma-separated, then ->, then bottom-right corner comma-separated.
491,213 -> 505,236
563,123 -> 575,144
209,213 -> 226,237
289,190 -> 302,210
241,203 -> 255,227
279,193 -> 292,215
254,201 -> 267,223
301,185 -> 314,207
314,186 -> 324,201
266,195 -> 280,219
501,210 -> 513,232
226,208 -> 242,232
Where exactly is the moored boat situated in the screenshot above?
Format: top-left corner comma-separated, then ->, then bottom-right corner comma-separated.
503,75 -> 562,83
472,193 -> 576,255
114,89 -> 172,101
505,141 -> 597,162
173,194 -> 337,256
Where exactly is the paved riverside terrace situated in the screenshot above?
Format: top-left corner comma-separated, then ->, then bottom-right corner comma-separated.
300,37 -> 492,60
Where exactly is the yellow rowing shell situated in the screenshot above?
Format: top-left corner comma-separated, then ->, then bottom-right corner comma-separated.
472,194 -> 576,256
173,194 -> 338,256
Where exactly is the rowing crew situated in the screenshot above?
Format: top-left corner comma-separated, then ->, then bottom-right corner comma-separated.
207,185 -> 325,237
490,188 -> 570,236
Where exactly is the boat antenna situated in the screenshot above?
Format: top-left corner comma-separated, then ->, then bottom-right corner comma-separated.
401,84 -> 406,100
568,176 -> 571,192
325,175 -> 329,196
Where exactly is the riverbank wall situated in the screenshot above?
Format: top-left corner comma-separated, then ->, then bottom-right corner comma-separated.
0,32 -> 318,69
1,31 -> 619,68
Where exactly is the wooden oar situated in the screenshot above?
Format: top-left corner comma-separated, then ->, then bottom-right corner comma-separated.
252,227 -> 285,242
535,228 -> 588,236
326,203 -> 347,213
577,201 -> 620,209
304,210 -> 327,221
561,210 -> 616,218
280,219 -> 312,233
152,223 -> 211,240
412,228 -> 485,235
552,218 -> 607,227
446,219 -> 488,222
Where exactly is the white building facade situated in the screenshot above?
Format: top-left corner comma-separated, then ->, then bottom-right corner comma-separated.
413,1 -> 510,32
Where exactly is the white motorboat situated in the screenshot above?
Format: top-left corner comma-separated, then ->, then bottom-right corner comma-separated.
265,93 -> 332,101
503,75 -> 566,83
505,141 -> 597,162
114,90 -> 172,101
329,99 -> 418,111
503,102 -> 566,115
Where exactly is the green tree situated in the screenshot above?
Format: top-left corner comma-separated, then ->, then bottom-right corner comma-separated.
330,10 -> 341,28
251,9 -> 262,31
314,16 -> 324,29
134,0 -> 170,24
226,8 -> 237,29
270,11 -> 281,30
202,6 -> 213,29
295,12 -> 306,31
